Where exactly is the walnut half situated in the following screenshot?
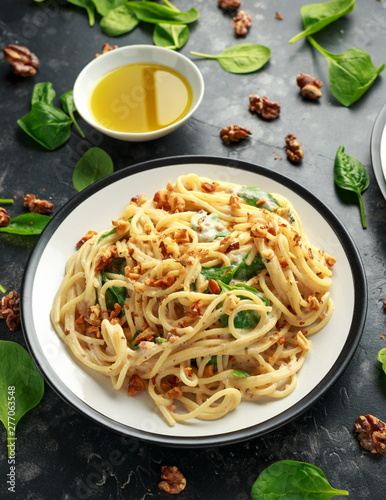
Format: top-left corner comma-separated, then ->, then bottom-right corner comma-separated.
3,44 -> 39,77
220,125 -> 252,144
158,466 -> 186,495
353,414 -> 386,454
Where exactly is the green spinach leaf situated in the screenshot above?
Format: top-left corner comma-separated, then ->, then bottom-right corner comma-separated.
97,227 -> 117,243
31,82 -> 56,106
67,0 -> 96,26
153,23 -> 189,50
308,36 -> 385,106
126,1 -> 199,25
231,369 -> 250,378
237,185 -> 281,211
130,330 -> 143,350
72,147 -> 114,192
251,460 -> 349,499
233,253 -> 265,281
100,4 -> 140,35
0,341 -> 44,456
289,0 -> 355,44
377,348 -> 386,374
102,258 -> 126,312
17,102 -> 72,150
190,43 -> 271,74
60,90 -> 85,138
334,145 -> 369,228
219,282 -> 269,330
0,213 -> 51,235
91,0 -> 126,16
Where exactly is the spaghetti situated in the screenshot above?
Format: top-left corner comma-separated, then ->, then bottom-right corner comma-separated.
51,174 -> 336,425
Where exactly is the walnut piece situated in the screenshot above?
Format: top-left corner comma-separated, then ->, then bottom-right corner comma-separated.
220,125 -> 252,144
275,12 -> 283,20
0,208 -> 11,227
95,245 -> 117,272
95,43 -> 119,58
128,374 -> 146,397
76,229 -> 97,248
233,10 -> 252,36
208,279 -> 221,294
296,73 -> 323,100
3,44 -> 40,77
23,194 -> 54,214
218,0 -> 241,11
249,95 -> 281,120
158,466 -> 186,495
354,414 -> 386,454
285,133 -> 303,163
0,291 -> 20,332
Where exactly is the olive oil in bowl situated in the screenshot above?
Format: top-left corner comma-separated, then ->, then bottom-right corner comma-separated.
90,63 -> 193,134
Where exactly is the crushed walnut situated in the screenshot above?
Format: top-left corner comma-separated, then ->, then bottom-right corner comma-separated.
285,133 -> 303,163
23,194 -> 54,214
128,374 -> 146,397
249,95 -> 281,120
0,208 -> 11,227
275,12 -> 283,20
296,73 -> 323,100
95,43 -> 118,58
3,44 -> 40,77
95,245 -> 117,272
218,0 -> 241,11
233,10 -> 252,36
220,125 -> 252,144
0,290 -> 20,332
208,279 -> 221,294
158,466 -> 187,495
353,414 -> 386,454
76,229 -> 97,248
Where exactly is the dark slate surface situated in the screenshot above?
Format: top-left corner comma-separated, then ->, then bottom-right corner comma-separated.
1,0 -> 386,498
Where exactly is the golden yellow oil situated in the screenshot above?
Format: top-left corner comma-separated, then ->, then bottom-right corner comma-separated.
89,63 -> 193,133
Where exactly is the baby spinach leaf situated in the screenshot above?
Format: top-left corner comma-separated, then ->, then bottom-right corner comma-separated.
334,145 -> 369,228
237,185 -> 281,211
233,253 -> 265,281
31,82 -> 56,106
100,4 -> 140,36
201,264 -> 236,285
91,0 -> 126,17
126,1 -> 199,25
289,0 -> 355,44
67,0 -> 96,26
153,23 -> 189,50
219,282 -> 269,330
97,227 -> 117,243
377,348 -> 386,374
0,213 -> 51,235
190,43 -> 271,74
251,460 -> 349,499
72,147 -> 114,192
0,341 -> 44,456
102,258 -> 126,312
60,90 -> 85,138
308,36 -> 385,106
130,330 -> 143,350
17,102 -> 72,150
231,369 -> 250,378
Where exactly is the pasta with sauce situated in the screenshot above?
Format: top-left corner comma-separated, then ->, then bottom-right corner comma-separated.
51,174 -> 336,425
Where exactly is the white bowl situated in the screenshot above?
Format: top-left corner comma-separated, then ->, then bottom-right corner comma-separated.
73,45 -> 204,142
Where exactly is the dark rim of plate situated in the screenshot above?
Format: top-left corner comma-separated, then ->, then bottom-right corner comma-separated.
371,101 -> 386,201
21,155 -> 367,448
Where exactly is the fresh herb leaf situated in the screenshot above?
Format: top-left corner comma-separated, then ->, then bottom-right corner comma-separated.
377,348 -> 386,374
0,284 -> 6,294
233,253 -> 265,281
91,0 -> 126,17
0,199 -> 14,204
207,355 -> 217,369
0,213 -> 50,235
201,264 -> 236,286
100,4 -> 140,36
289,0 -> 355,44
67,0 -> 96,26
102,258 -> 126,312
308,36 -> 384,106
31,82 -> 56,106
190,43 -> 271,74
201,252 -> 265,286
130,330 -> 142,350
97,227 -> 117,243
0,341 -> 44,457
251,460 -> 349,499
231,369 -> 250,378
72,147 -> 114,192
126,1 -> 199,25
153,23 -> 189,50
237,185 -> 281,211
60,90 -> 85,138
155,337 -> 167,344
334,145 -> 369,228
219,282 -> 269,330
17,102 -> 72,150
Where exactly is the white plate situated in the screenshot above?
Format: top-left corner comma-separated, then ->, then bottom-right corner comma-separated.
22,156 -> 367,447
